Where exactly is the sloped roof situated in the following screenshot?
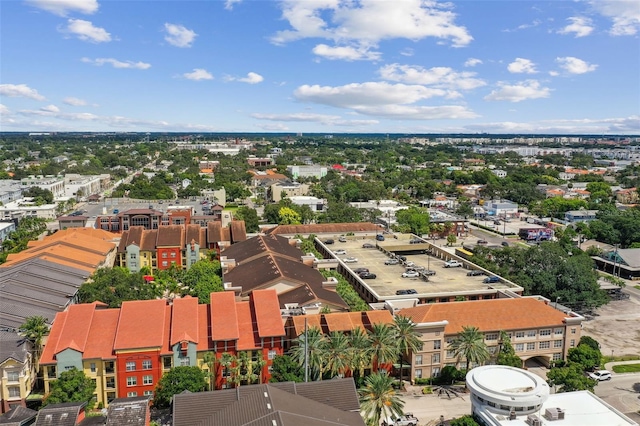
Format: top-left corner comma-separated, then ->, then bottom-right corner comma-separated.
0,331 -> 31,366
290,311 -> 394,336
34,402 -> 86,426
207,222 -> 224,243
251,290 -> 285,338
83,309 -> 119,360
105,397 -> 150,426
222,234 -> 301,264
229,220 -> 247,243
170,296 -> 199,346
0,405 -> 38,425
265,222 -> 379,235
210,292 -> 239,341
114,300 -> 167,350
171,378 -> 364,426
156,225 -> 184,247
398,298 -> 569,335
618,248 -> 640,268
236,302 -> 259,351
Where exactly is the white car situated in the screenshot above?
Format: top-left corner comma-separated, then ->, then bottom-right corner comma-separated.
334,249 -> 347,255
401,271 -> 420,278
444,260 -> 462,268
343,257 -> 358,263
588,370 -> 612,381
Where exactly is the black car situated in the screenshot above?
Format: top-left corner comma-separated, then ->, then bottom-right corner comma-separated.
501,241 -> 510,247
423,270 -> 436,276
323,239 -> 335,244
396,289 -> 417,295
362,243 -> 375,248
409,238 -> 423,244
353,267 -> 369,274
467,270 -> 484,276
359,272 -> 377,279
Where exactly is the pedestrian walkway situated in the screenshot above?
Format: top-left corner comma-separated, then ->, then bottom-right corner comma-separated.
604,359 -> 640,373
399,383 -> 471,425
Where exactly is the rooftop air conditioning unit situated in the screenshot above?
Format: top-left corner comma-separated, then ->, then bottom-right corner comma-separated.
509,411 -> 516,420
545,407 -> 565,420
526,415 -> 542,426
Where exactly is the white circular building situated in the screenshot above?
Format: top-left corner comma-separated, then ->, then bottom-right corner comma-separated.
466,365 -> 549,418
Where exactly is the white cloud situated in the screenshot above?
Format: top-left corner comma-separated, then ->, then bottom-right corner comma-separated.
183,68 -> 214,81
378,64 -> 486,90
164,23 -> 197,48
464,58 -> 482,67
81,57 -> 151,69
256,123 -> 290,131
0,84 -> 46,100
251,112 -> 378,127
225,0 -> 242,10
556,57 -> 598,74
352,104 -> 478,120
271,0 -> 472,61
40,105 -> 60,113
312,44 -> 381,61
225,72 -> 264,84
484,80 -> 552,102
464,115 -> 640,134
558,17 -> 594,37
63,97 -> 87,106
0,104 -> 10,114
589,0 -> 640,36
503,19 -> 542,33
548,71 -> 559,77
507,58 -> 537,74
400,48 -> 414,57
25,0 -> 98,16
61,19 -> 111,43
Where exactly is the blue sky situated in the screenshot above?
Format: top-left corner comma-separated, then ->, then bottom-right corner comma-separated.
1,0 -> 639,134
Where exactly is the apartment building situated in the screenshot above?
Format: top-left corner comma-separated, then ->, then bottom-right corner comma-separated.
0,332 -> 35,413
20,176 -> 65,198
397,298 -> 583,380
39,290 -> 285,407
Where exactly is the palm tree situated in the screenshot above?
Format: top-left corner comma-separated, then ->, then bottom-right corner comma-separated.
450,325 -> 490,372
348,327 -> 372,382
290,327 -> 327,381
219,352 -> 236,388
201,351 -> 216,391
368,323 -> 399,373
19,316 -> 49,369
359,372 -> 404,426
324,331 -> 350,378
394,315 -> 423,387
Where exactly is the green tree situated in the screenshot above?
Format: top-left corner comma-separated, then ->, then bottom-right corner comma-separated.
577,336 -> 600,351
233,206 -> 260,233
358,372 -> 404,426
181,260 -> 223,303
369,323 -> 400,372
19,316 -> 49,366
547,363 -> 597,392
269,355 -> 304,383
154,366 -> 207,408
347,327 -> 372,383
451,326 -> 490,372
496,331 -> 522,368
567,343 -> 602,371
450,416 -> 481,426
202,351 -> 216,391
76,267 -> 163,308
395,207 -> 430,235
44,368 -> 96,407
290,327 -> 327,381
394,316 -> 423,387
23,187 -> 54,204
324,331 -> 350,378
447,234 -> 457,246
278,206 -> 302,225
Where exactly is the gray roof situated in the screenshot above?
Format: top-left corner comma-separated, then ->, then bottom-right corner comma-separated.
0,406 -> 37,425
0,331 -> 31,365
618,248 -> 640,268
35,402 -> 86,426
172,378 -> 364,426
0,258 -> 89,329
105,397 -> 150,426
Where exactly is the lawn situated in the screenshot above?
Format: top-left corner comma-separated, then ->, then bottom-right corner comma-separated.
612,364 -> 640,373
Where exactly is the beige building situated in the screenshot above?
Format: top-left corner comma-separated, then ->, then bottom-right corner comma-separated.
396,297 -> 584,381
0,332 -> 36,413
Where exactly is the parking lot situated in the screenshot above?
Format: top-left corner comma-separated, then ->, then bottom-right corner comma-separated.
326,235 -> 516,302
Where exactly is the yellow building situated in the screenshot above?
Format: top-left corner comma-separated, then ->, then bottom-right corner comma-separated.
0,332 -> 36,413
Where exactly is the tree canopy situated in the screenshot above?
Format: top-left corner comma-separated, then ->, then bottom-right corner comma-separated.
44,368 -> 96,407
153,366 -> 207,408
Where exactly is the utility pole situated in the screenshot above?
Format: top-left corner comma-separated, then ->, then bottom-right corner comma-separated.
304,317 -> 309,382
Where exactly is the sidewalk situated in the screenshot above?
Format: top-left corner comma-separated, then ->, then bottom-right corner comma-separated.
604,359 -> 640,373
399,384 -> 472,426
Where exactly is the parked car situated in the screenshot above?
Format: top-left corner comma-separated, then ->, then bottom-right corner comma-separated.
338,236 -> 347,242
396,289 -> 418,295
385,258 -> 400,265
343,257 -> 358,263
404,261 -> 416,268
376,234 -> 385,241
501,241 -> 510,247
382,413 -> 419,426
588,370 -> 612,381
362,243 -> 375,248
323,239 -> 335,245
483,276 -> 500,283
409,238 -> 423,244
113,209 -> 119,214
423,270 -> 436,276
467,270 -> 484,276
402,271 -> 420,278
444,260 -> 462,268
359,272 -> 377,279
353,267 -> 369,274
334,249 -> 347,255
477,239 -> 488,245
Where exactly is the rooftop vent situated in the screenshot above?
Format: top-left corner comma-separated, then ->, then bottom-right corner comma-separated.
544,407 -> 565,420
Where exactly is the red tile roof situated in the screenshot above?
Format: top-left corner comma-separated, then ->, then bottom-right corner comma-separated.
236,302 -> 259,351
83,309 -> 119,360
196,304 -> 210,352
251,290 -> 285,338
398,298 -> 568,335
40,311 -> 68,365
55,303 -> 99,354
170,296 -> 199,346
210,292 -> 239,341
114,300 -> 167,350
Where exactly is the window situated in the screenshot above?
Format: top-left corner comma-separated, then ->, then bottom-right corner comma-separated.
163,357 -> 172,369
432,367 -> 441,377
130,253 -> 137,259
268,350 -> 277,360
126,361 -> 136,371
527,330 -> 536,338
432,353 -> 440,363
90,363 -> 96,373
105,362 -> 114,374
485,333 -> 498,341
515,331 -> 525,339
527,342 -> 536,351
488,346 -> 497,354
433,340 -> 441,350
446,350 -> 455,359
107,392 -> 116,403
571,328 -> 576,334
143,390 -> 154,396
127,391 -> 138,397
553,353 -> 562,361
554,340 -> 563,348
127,376 -> 137,386
446,337 -> 454,344
414,368 -> 424,379
555,328 -> 563,335
143,375 -> 153,385
162,252 -> 168,258
8,387 -> 20,398
515,343 -> 524,352
180,357 -> 190,366
170,252 -> 176,258
415,355 -> 423,365
540,329 -> 551,336
162,261 -> 168,267
570,339 -> 576,347
142,360 -> 152,370
539,341 -> 550,349
106,377 -> 115,388
7,371 -> 19,382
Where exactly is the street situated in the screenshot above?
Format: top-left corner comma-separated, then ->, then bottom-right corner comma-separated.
593,372 -> 640,418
